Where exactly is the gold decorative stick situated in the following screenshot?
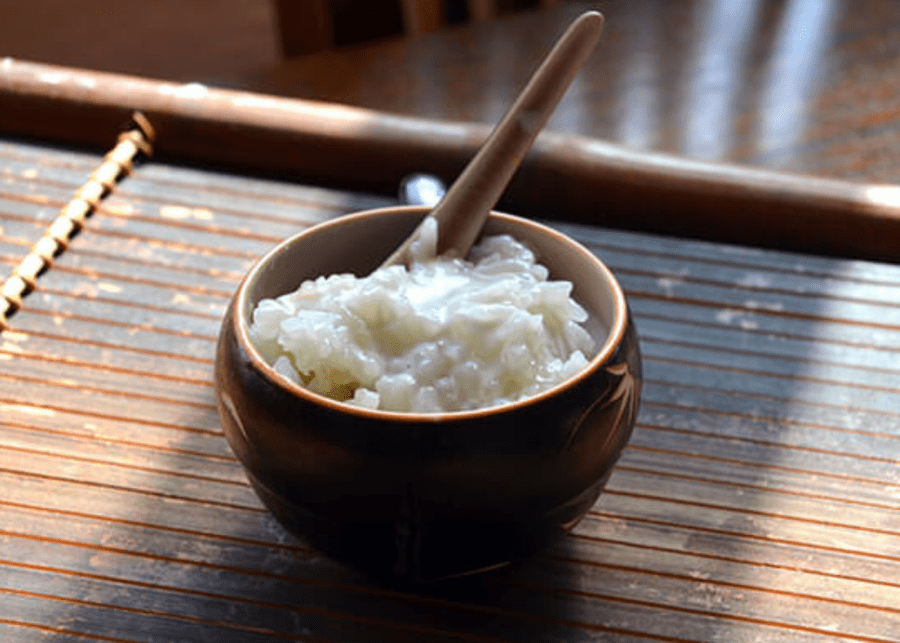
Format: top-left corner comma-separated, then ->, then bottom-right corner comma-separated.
0,112 -> 154,332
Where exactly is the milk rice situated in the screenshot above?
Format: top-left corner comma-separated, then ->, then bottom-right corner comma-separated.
249,217 -> 598,413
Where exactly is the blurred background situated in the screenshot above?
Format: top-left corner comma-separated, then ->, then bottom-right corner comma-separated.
0,0 -> 552,84
0,0 -> 282,84
2,0 -> 900,184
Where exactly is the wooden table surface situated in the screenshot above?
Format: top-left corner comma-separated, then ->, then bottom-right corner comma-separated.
1,1 -> 900,640
247,0 -> 900,185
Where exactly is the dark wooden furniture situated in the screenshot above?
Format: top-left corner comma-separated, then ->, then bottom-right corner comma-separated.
256,0 -> 900,186
273,0 -> 561,55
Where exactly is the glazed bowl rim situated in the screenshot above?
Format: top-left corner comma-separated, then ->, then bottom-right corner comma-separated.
230,205 -> 628,422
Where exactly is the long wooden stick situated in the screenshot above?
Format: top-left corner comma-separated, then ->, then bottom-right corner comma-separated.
1,59 -> 900,261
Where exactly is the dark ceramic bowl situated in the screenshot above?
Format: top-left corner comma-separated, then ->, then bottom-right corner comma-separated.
215,205 -> 641,582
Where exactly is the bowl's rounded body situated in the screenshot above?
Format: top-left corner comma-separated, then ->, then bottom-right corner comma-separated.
215,206 -> 641,582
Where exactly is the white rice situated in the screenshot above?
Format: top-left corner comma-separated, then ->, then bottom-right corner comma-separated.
249,217 -> 597,413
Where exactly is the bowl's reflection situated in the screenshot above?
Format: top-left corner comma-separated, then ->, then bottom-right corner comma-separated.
215,206 -> 641,583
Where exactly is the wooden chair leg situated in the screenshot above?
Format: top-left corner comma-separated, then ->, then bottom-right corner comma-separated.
400,0 -> 446,34
273,0 -> 333,56
468,0 -> 558,23
467,0 -> 497,22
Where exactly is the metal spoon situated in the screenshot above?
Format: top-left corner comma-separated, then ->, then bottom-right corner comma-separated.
381,10 -> 604,268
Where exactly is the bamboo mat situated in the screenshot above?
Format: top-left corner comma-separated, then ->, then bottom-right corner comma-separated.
1,137 -> 899,642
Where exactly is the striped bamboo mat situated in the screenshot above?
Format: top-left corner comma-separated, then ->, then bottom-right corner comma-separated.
1,138 -> 898,642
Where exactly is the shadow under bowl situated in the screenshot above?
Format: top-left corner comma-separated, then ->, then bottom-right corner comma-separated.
215,206 -> 642,583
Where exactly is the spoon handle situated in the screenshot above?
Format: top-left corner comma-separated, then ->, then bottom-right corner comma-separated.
382,10 -> 604,267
